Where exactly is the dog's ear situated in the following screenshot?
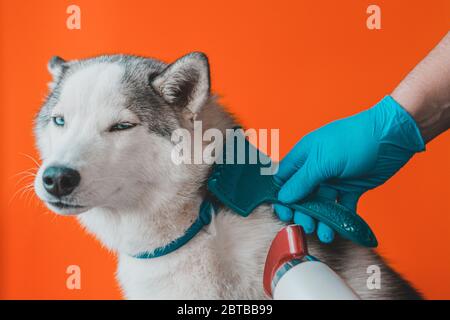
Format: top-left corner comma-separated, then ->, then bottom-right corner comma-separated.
47,56 -> 66,79
151,52 -> 210,114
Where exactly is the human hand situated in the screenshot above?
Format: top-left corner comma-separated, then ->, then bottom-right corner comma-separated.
274,96 -> 425,243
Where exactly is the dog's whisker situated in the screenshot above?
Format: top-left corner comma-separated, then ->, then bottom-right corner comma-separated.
10,168 -> 38,180
19,152 -> 41,168
14,174 -> 36,188
9,182 -> 35,206
23,185 -> 38,206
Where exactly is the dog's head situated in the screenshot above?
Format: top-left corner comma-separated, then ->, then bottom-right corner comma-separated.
34,53 -> 211,215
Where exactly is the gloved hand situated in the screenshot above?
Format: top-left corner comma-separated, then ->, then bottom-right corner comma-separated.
274,96 -> 425,243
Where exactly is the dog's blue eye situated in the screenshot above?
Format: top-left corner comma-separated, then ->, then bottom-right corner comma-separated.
109,122 -> 136,132
52,116 -> 65,127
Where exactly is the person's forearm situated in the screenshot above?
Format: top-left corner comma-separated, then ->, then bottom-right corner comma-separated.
392,31 -> 450,143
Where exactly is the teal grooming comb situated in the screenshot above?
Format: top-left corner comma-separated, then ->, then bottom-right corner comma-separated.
207,128 -> 378,248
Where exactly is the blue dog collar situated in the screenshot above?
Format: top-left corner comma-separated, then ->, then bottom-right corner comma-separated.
133,200 -> 217,259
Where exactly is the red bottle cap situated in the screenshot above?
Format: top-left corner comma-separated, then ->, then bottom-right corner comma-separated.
263,225 -> 308,298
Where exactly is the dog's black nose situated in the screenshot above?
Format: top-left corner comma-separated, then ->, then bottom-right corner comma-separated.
42,166 -> 81,197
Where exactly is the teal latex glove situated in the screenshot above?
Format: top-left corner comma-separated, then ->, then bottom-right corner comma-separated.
274,96 -> 425,243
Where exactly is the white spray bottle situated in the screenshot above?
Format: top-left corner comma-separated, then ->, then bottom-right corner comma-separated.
263,225 -> 359,300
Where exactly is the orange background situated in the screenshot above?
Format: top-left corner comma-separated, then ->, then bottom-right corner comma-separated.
0,0 -> 449,299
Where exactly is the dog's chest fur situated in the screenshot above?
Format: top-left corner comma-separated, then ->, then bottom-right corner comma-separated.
80,203 -> 282,299
79,201 -> 421,300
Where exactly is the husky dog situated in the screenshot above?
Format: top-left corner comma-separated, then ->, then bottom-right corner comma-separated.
34,53 -> 421,299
